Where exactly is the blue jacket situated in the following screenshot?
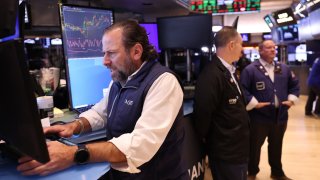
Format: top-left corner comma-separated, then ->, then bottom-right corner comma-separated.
106,60 -> 187,179
240,60 -> 300,124
308,58 -> 320,89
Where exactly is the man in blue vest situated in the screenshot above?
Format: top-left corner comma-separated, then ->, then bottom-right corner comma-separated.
17,20 -> 187,179
240,40 -> 299,180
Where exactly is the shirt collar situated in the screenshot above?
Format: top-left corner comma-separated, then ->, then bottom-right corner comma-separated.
259,58 -> 274,67
217,56 -> 236,74
127,61 -> 147,82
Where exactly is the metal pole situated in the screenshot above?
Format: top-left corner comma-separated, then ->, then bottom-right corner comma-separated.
164,50 -> 170,67
186,49 -> 191,83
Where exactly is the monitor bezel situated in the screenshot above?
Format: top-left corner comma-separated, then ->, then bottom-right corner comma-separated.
58,4 -> 114,110
0,40 -> 50,163
157,14 -> 213,49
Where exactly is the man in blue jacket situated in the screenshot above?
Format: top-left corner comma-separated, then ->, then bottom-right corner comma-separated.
240,40 -> 299,180
305,57 -> 320,117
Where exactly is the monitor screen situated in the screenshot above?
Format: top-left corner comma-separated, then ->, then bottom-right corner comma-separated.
241,33 -> 250,42
157,14 -> 212,49
139,23 -> 160,53
60,4 -> 114,109
51,38 -> 62,45
262,33 -> 272,40
191,0 -> 261,15
67,58 -> 112,108
0,40 -> 50,163
264,14 -> 275,29
272,7 -> 297,27
277,24 -> 299,42
287,43 -> 307,62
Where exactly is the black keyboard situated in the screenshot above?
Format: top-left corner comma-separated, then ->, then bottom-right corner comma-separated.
74,105 -> 94,114
45,134 -> 77,146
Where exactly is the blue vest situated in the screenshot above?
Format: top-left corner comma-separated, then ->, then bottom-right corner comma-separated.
106,60 -> 188,179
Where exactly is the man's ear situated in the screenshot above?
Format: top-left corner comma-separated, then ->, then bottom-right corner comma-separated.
131,43 -> 143,61
229,40 -> 235,50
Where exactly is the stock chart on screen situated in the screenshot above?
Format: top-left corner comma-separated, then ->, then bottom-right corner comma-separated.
60,5 -> 114,111
61,5 -> 113,59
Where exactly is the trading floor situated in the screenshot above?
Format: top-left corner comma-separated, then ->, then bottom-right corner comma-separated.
204,95 -> 320,180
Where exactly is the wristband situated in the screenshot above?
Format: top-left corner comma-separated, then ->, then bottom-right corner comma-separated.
74,119 -> 84,136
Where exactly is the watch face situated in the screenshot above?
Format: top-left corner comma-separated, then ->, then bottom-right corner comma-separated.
75,145 -> 89,164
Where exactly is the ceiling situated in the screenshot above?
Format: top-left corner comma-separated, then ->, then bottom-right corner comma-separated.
28,0 -> 299,28
87,0 -> 296,15
93,0 -> 188,14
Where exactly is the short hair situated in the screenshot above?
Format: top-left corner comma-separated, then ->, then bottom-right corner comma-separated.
258,40 -> 275,50
214,26 -> 239,48
104,19 -> 158,62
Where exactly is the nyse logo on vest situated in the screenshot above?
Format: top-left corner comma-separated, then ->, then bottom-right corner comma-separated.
228,98 -> 237,104
125,99 -> 133,106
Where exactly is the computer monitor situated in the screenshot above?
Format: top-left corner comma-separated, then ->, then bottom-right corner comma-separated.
241,33 -> 250,43
59,4 -> 114,111
272,7 -> 297,27
277,24 -> 299,42
262,33 -> 273,40
287,43 -> 307,62
0,1 -> 29,44
157,14 -> 213,49
264,14 -> 276,29
0,0 -> 18,39
0,40 -> 50,163
139,23 -> 160,53
0,15 -> 20,43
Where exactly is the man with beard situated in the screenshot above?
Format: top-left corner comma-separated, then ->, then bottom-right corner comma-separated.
17,20 -> 187,179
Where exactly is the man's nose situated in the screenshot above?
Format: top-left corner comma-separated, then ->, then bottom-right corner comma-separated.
103,55 -> 111,67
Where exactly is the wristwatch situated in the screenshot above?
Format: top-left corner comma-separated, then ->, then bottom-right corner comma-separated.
74,144 -> 90,165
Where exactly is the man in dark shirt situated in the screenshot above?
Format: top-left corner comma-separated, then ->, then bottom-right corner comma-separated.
194,26 -> 250,180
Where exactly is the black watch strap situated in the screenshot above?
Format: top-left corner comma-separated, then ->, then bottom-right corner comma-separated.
74,144 -> 90,165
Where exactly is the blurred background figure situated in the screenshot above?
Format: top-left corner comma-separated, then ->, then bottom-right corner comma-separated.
305,57 -> 320,117
236,50 -> 251,78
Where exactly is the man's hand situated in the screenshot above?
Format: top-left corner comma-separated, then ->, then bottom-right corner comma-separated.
255,102 -> 271,109
282,100 -> 294,108
44,122 -> 78,138
17,141 -> 77,176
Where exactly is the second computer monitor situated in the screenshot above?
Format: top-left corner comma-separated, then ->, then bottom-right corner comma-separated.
59,4 -> 114,110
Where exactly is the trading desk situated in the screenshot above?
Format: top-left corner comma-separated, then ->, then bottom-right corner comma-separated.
0,110 -> 109,179
0,100 -> 195,180
0,157 -> 109,180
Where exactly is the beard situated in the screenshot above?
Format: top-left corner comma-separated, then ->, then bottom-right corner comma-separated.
111,56 -> 138,85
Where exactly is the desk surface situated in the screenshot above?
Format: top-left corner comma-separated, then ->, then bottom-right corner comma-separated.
0,157 -> 109,180
0,101 -> 194,179
50,101 -> 194,144
0,110 -> 109,180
